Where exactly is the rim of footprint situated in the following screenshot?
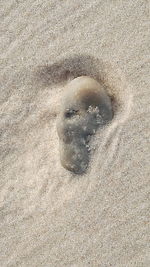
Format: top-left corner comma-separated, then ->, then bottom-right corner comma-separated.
57,76 -> 113,174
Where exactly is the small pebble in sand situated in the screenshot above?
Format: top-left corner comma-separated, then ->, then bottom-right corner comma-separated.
57,76 -> 113,174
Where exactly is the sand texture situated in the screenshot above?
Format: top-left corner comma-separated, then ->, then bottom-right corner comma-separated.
0,0 -> 150,266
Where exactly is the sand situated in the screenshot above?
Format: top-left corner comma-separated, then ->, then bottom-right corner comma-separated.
0,0 -> 150,266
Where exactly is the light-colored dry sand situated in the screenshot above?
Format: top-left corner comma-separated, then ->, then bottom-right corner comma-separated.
0,0 -> 150,266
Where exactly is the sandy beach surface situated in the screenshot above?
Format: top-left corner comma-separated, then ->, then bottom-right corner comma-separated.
0,0 -> 150,266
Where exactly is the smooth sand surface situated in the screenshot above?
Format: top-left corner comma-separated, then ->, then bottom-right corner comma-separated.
0,1 -> 150,266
